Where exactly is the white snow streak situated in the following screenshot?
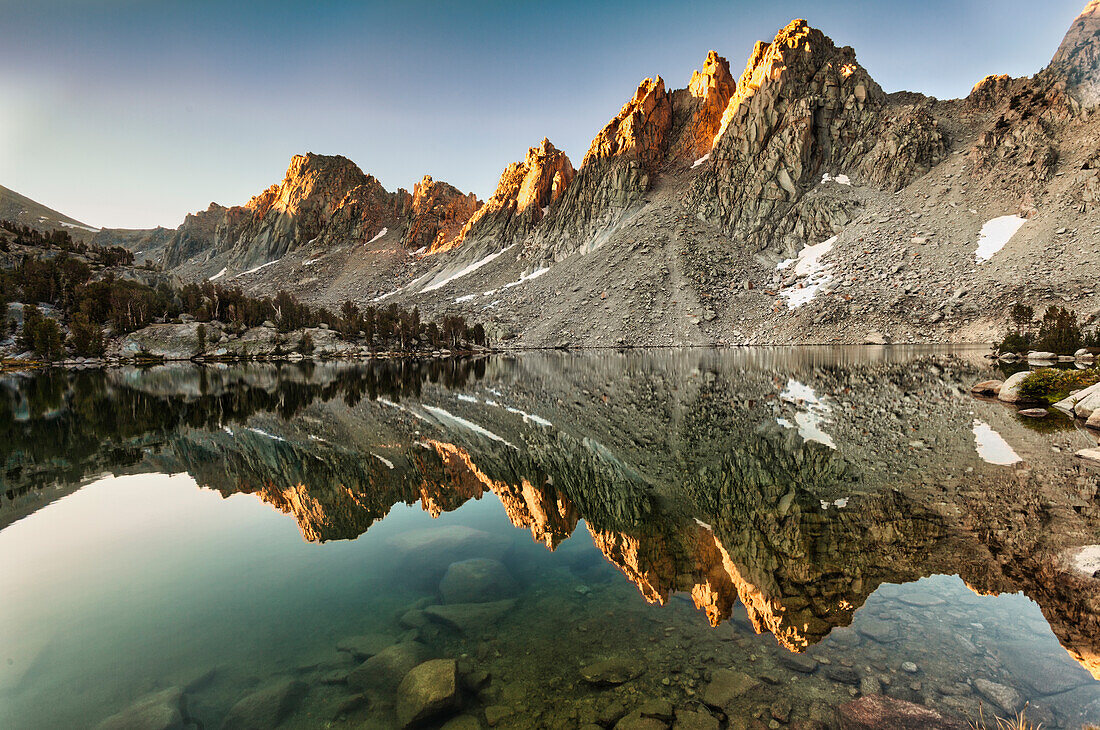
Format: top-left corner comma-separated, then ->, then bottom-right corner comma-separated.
421,245 -> 516,293
691,153 -> 711,169
208,267 -> 228,281
234,259 -> 280,278
366,227 -> 388,245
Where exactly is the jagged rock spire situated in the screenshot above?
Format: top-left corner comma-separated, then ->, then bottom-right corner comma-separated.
454,138 -> 574,249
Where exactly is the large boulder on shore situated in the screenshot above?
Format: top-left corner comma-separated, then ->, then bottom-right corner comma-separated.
1055,382 -> 1100,417
997,371 -> 1034,403
396,659 -> 460,727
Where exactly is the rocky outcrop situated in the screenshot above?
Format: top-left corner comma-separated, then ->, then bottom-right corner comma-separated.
453,139 -> 574,252
966,74 -> 1015,111
526,77 -> 673,264
968,78 -> 1072,186
404,175 -> 481,254
162,153 -> 409,270
668,51 -> 737,162
1049,0 -> 1100,106
691,20 -> 946,251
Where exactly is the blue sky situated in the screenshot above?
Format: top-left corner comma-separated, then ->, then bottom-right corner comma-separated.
0,0 -> 1086,229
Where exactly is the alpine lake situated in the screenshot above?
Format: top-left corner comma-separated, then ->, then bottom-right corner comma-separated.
3,347 -> 1100,729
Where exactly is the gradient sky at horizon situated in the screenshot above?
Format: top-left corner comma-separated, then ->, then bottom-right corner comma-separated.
0,0 -> 1087,229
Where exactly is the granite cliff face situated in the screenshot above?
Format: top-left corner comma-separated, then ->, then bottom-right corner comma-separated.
668,51 -> 738,162
526,77 -> 673,264
402,175 -> 481,254
453,139 -> 574,255
691,19 -> 946,251
1050,0 -> 1100,105
162,153 -> 410,270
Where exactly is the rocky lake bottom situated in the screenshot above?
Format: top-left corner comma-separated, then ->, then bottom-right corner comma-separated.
2,348 -> 1100,729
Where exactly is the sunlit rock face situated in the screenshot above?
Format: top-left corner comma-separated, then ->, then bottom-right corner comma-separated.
404,176 -> 481,254
526,77 -> 672,265
454,139 -> 574,254
163,153 -> 409,269
966,74 -> 1015,111
691,20 -> 945,252
1049,0 -> 1100,106
668,51 -> 737,162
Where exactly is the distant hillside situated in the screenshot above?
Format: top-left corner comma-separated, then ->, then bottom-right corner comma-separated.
0,183 -> 98,236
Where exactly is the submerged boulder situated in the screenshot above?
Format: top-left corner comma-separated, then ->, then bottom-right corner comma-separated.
336,632 -> 396,661
440,558 -> 517,604
347,642 -> 431,692
838,694 -> 966,729
94,687 -> 186,730
701,669 -> 760,713
388,526 -> 511,583
423,600 -> 516,634
580,657 -> 643,687
396,658 -> 460,727
218,679 -> 307,730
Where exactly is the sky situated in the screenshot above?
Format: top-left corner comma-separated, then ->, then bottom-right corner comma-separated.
0,0 -> 1087,230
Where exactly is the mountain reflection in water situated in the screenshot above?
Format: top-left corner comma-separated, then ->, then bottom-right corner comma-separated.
3,348 -> 1100,729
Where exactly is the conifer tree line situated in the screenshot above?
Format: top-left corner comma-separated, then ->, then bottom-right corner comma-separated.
1,220 -> 487,360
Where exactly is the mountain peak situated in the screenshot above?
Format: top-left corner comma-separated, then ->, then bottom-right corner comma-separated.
581,76 -> 672,169
669,50 -> 737,161
1049,0 -> 1100,105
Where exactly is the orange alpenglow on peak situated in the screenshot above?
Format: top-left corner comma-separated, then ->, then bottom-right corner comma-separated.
668,50 -> 737,161
405,175 -> 481,254
714,18 -> 882,147
581,76 -> 672,169
454,138 -> 575,246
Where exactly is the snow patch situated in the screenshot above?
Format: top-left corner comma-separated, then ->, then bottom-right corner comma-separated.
234,259 -> 280,278
371,452 -> 395,469
1071,545 -> 1100,576
820,497 -> 849,509
208,267 -> 228,282
421,244 -> 516,293
691,153 -> 710,169
454,294 -> 478,303
778,379 -> 836,449
777,236 -> 836,309
366,227 -> 388,245
302,257 -> 323,266
821,173 -> 851,186
457,394 -> 478,403
975,215 -> 1027,262
503,266 -> 550,289
972,420 -> 1021,465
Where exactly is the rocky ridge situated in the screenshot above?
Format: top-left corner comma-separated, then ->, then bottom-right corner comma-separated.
38,3 -> 1100,348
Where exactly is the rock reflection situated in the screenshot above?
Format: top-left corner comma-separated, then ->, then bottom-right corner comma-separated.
4,349 -> 1100,717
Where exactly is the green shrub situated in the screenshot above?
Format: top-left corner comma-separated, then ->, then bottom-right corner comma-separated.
1018,368 -> 1100,402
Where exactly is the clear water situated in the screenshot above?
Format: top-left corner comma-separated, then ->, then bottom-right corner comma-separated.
2,349 -> 1099,729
